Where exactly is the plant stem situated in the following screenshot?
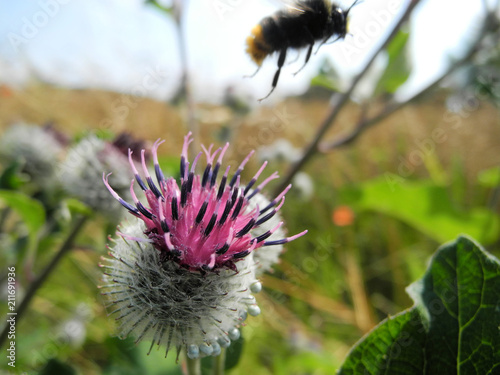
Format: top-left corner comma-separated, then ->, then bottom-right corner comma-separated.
342,227 -> 375,333
212,348 -> 226,375
273,0 -> 422,196
173,0 -> 198,154
0,207 -> 11,232
185,356 -> 201,375
0,215 -> 87,348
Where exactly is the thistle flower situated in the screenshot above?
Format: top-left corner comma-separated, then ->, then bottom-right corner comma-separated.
0,123 -> 65,189
59,135 -> 133,220
101,132 -> 306,358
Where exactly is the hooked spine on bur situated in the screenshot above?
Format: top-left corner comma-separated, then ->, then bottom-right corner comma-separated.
100,132 -> 307,359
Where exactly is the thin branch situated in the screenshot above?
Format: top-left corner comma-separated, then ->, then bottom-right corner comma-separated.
273,0 -> 422,196
320,2 -> 500,151
0,215 -> 87,348
172,0 -> 199,154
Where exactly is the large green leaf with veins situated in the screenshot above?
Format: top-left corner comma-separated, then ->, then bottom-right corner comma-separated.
338,236 -> 500,374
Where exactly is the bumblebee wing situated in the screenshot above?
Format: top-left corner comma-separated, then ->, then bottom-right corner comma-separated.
262,0 -> 314,14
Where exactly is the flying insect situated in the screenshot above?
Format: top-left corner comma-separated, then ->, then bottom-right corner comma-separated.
246,0 -> 360,101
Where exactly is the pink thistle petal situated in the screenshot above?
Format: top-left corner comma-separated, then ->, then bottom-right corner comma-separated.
217,143 -> 230,165
181,132 -> 193,160
128,150 -> 140,177
164,232 -> 175,251
103,173 -> 124,201
104,134 -> 307,272
152,139 -> 165,166
237,150 -> 255,171
253,171 -> 279,194
190,152 -> 203,174
141,150 -> 151,180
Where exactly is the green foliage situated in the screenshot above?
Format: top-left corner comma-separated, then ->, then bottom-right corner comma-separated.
478,166 -> 500,188
374,30 -> 411,96
0,160 -> 24,189
340,177 -> 499,244
225,335 -> 245,370
273,351 -> 339,375
156,155 -> 181,180
310,58 -> 342,92
0,189 -> 46,263
0,190 -> 45,236
64,197 -> 93,217
39,358 -> 77,375
144,0 -> 174,16
338,309 -> 426,374
339,236 -> 500,374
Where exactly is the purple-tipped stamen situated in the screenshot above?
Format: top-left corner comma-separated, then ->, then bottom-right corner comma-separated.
103,133 -> 307,271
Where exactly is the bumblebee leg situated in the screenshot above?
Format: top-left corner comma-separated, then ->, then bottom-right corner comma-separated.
288,50 -> 301,65
315,35 -> 341,54
293,44 -> 313,76
323,35 -> 342,46
244,66 -> 261,78
258,48 -> 287,102
293,27 -> 315,76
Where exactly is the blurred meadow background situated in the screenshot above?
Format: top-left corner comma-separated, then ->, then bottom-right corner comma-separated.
0,0 -> 499,374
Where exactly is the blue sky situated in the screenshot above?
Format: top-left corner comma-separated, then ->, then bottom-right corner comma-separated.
0,0 -> 492,103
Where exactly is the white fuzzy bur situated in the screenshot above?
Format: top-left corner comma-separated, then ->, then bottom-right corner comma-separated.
0,123 -> 64,189
101,219 -> 260,358
59,135 -> 131,220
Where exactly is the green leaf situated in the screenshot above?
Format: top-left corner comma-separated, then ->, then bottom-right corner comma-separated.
102,337 -> 145,375
478,166 -> 500,188
145,0 -> 174,16
310,58 -> 342,92
0,160 -> 24,189
0,190 -> 45,235
38,358 -> 77,375
338,308 -> 426,374
374,30 -> 411,96
64,197 -> 93,217
338,236 -> 500,374
310,74 -> 340,92
137,339 -> 182,375
225,335 -> 244,370
341,177 -> 500,244
200,336 -> 244,374
408,236 -> 500,373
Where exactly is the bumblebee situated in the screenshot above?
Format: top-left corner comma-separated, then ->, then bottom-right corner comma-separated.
246,0 -> 360,100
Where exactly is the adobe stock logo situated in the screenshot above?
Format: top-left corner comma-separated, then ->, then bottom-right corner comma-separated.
211,0 -> 246,20
7,0 -> 72,52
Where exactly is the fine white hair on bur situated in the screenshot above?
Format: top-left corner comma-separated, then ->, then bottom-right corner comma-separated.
60,135 -> 131,220
101,218 -> 261,358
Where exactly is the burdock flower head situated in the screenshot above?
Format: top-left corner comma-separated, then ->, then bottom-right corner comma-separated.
60,134 -> 138,221
0,123 -> 66,190
101,132 -> 306,359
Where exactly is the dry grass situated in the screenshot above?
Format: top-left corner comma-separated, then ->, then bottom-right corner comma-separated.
1,82 -> 499,182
